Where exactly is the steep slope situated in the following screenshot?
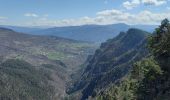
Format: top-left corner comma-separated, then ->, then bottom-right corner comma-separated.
0,28 -> 96,99
96,19 -> 170,100
68,28 -> 149,100
0,59 -> 61,100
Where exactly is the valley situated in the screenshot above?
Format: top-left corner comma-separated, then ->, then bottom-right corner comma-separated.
0,0 -> 169,100
0,27 -> 96,100
0,19 -> 169,100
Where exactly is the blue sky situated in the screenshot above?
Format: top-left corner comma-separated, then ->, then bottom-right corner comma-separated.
0,0 -> 170,26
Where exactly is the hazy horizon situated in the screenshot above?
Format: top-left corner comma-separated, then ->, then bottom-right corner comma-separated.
0,0 -> 169,27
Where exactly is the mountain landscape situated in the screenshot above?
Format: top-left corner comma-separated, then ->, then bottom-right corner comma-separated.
0,27 -> 96,100
64,19 -> 169,100
93,19 -> 170,100
0,19 -> 169,100
67,28 -> 149,100
0,0 -> 169,99
1,24 -> 157,43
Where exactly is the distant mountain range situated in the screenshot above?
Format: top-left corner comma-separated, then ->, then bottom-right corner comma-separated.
0,25 -> 44,33
0,24 -> 158,43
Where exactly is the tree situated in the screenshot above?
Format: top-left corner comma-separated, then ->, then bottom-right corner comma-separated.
148,18 -> 170,71
149,19 -> 170,57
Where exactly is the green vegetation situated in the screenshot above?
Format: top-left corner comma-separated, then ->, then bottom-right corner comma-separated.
0,59 -> 56,100
96,57 -> 162,100
68,28 -> 149,100
96,19 -> 170,100
0,27 -> 96,100
148,18 -> 170,57
47,52 -> 67,60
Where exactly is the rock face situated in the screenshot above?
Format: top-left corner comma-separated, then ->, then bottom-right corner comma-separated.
68,28 -> 149,100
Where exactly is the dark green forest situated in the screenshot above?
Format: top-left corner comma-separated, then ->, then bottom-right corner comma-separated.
96,19 -> 170,100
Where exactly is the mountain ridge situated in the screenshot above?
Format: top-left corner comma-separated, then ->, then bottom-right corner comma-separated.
67,28 -> 150,100
0,24 -> 157,43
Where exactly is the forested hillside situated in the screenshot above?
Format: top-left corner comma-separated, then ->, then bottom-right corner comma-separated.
67,19 -> 170,100
0,59 -> 58,100
95,19 -> 170,100
67,28 -> 149,100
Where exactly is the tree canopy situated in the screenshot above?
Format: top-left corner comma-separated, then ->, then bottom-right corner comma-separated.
149,18 -> 170,57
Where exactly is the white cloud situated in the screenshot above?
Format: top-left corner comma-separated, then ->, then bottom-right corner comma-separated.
123,0 -> 140,10
24,13 -> 39,17
95,9 -> 170,25
25,9 -> 170,26
142,0 -> 167,6
123,0 -> 167,9
97,9 -> 123,16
